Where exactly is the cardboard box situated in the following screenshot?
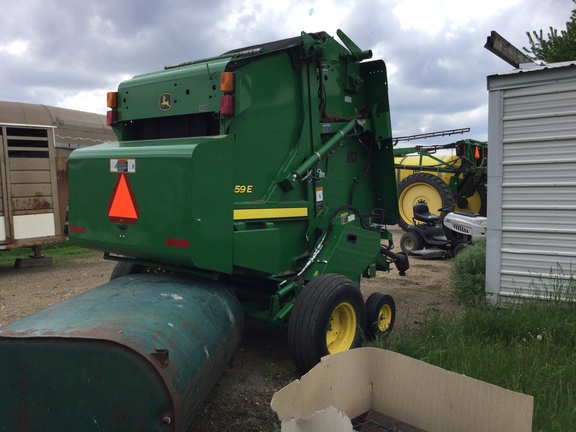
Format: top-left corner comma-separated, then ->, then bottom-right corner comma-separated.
271,347 -> 533,432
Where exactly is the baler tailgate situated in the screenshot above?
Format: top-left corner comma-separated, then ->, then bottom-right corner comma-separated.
69,136 -> 235,273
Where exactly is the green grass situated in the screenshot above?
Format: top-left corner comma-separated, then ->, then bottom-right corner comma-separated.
379,295 -> 576,431
377,239 -> 576,430
0,241 -> 99,267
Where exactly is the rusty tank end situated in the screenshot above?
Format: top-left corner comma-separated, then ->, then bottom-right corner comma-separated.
0,274 -> 243,432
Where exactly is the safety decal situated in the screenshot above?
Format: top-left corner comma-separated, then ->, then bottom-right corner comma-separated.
315,187 -> 324,211
108,173 -> 139,224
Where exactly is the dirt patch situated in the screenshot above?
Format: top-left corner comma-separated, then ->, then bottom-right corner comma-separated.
0,227 -> 459,431
0,254 -> 116,327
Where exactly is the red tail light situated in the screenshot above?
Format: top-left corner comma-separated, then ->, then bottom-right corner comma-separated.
107,110 -> 117,126
220,95 -> 234,116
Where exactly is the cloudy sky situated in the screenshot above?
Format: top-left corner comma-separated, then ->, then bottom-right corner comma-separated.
1,0 -> 573,142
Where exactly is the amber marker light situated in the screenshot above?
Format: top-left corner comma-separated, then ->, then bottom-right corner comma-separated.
220,72 -> 234,93
107,91 -> 118,108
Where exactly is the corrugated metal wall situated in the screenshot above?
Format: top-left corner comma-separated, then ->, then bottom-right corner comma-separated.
487,64 -> 576,304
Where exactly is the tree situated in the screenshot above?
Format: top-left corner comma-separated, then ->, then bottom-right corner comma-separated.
523,0 -> 576,62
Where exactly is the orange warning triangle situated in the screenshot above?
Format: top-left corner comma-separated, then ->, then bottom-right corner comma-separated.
108,173 -> 139,224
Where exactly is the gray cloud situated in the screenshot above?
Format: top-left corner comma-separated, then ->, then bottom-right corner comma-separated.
1,0 -> 573,143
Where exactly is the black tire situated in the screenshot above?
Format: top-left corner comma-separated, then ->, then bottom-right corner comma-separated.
400,231 -> 424,255
453,242 -> 468,257
365,292 -> 396,341
288,274 -> 366,373
110,262 -> 146,281
477,182 -> 488,216
397,173 -> 454,230
455,182 -> 487,215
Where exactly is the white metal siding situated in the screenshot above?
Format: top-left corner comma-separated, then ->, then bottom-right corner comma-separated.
487,65 -> 576,303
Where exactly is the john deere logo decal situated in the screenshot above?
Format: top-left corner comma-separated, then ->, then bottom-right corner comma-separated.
159,93 -> 172,111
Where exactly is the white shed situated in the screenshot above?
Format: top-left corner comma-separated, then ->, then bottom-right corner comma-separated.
486,62 -> 576,305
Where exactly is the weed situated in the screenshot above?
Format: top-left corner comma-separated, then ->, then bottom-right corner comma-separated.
239,367 -> 250,383
262,362 -> 277,379
450,238 -> 486,307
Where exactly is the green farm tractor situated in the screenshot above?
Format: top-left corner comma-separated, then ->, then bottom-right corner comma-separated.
0,30 -> 408,431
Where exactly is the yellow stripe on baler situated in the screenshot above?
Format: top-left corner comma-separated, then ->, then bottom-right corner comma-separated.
233,207 -> 308,220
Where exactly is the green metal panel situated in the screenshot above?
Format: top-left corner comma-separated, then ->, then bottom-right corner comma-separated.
226,49 -> 313,273
221,36 -> 399,275
117,58 -> 231,121
361,59 -> 399,224
305,219 -> 382,281
228,52 -> 307,204
234,227 -> 281,273
314,126 -> 376,215
0,274 -> 244,431
68,136 -> 234,273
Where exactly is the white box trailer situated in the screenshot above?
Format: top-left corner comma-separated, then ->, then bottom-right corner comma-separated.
486,62 -> 576,304
0,101 -> 115,262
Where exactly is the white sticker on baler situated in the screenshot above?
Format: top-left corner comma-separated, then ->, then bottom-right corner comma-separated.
110,159 -> 136,173
315,187 -> 324,211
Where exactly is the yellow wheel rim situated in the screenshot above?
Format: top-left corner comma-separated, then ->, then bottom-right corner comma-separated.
376,304 -> 393,332
398,182 -> 444,225
326,302 -> 357,354
455,190 -> 482,213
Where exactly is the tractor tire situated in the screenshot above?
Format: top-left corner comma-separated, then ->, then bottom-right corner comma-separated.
455,182 -> 487,215
400,231 -> 424,256
477,182 -> 488,216
288,274 -> 366,373
110,262 -> 146,280
397,173 -> 454,230
453,242 -> 469,256
365,292 -> 396,341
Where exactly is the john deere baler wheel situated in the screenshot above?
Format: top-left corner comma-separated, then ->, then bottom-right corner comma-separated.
365,292 -> 396,340
397,173 -> 454,230
288,274 -> 366,373
110,262 -> 169,280
110,262 -> 146,280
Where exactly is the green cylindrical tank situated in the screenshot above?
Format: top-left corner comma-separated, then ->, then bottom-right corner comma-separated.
0,274 -> 243,432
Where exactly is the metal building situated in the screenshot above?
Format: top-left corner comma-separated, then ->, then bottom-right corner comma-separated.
486,62 -> 576,304
0,101 -> 115,260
